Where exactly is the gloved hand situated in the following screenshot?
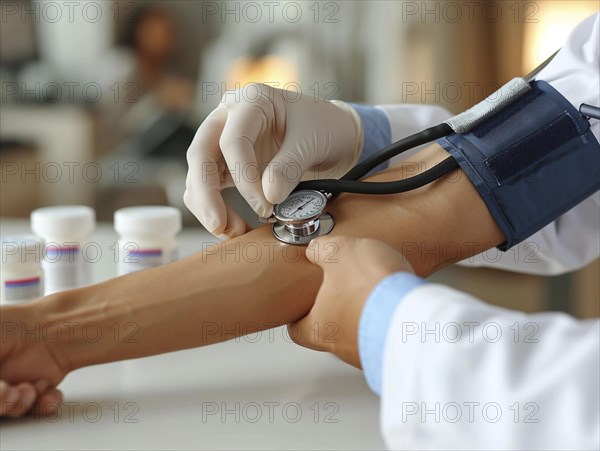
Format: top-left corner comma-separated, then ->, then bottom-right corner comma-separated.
184,83 -> 363,238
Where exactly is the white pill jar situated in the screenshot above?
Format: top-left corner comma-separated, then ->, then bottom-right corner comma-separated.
114,206 -> 182,275
31,205 -> 95,294
1,235 -> 44,305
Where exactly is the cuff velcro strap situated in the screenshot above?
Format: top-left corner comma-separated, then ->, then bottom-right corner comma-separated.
437,80 -> 600,250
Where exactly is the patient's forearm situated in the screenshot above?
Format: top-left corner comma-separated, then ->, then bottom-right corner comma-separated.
34,144 -> 504,371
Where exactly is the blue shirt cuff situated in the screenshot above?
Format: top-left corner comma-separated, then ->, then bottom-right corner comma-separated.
358,272 -> 425,395
350,104 -> 392,175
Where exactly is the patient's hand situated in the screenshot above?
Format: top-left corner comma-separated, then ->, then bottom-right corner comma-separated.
0,303 -> 68,417
0,380 -> 62,417
289,236 -> 413,367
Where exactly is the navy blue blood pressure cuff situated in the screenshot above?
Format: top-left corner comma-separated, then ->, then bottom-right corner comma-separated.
437,80 -> 600,250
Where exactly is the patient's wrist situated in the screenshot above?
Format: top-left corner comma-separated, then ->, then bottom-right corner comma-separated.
33,287 -> 133,371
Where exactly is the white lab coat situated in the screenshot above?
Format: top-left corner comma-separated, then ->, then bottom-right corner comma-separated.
374,13 -> 599,450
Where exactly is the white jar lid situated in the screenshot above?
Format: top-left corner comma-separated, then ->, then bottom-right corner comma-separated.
1,235 -> 44,265
31,205 -> 95,238
114,206 -> 182,236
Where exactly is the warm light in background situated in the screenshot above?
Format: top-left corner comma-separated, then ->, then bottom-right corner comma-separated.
225,55 -> 299,89
522,1 -> 599,72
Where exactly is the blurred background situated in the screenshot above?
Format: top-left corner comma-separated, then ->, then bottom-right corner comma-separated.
1,0 -> 598,317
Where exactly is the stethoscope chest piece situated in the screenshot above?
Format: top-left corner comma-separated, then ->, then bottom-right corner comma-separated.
271,190 -> 334,245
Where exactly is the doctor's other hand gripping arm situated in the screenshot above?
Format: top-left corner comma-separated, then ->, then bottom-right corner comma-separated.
293,236 -> 600,450
288,236 -> 417,368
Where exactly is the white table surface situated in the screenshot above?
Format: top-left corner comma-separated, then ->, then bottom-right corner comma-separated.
0,219 -> 384,450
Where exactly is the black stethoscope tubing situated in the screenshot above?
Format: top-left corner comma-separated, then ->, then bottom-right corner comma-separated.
295,50 -> 564,198
296,123 -> 457,196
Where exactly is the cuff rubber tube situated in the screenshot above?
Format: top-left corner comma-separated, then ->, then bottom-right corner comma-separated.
437,80 -> 600,251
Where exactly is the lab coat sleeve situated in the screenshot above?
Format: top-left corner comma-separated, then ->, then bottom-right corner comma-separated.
374,282 -> 600,450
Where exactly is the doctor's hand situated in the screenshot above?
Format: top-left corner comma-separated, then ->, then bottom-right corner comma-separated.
0,303 -> 67,417
289,236 -> 413,368
184,83 -> 363,239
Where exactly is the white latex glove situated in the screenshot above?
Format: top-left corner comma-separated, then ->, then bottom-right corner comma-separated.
184,83 -> 363,238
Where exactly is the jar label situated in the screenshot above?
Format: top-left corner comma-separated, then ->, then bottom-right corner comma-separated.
42,244 -> 93,294
3,277 -> 42,302
44,244 -> 81,265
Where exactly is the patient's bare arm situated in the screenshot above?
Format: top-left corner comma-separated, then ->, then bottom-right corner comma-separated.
0,144 -> 503,394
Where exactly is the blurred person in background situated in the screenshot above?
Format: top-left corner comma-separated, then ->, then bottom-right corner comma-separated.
97,5 -> 195,160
